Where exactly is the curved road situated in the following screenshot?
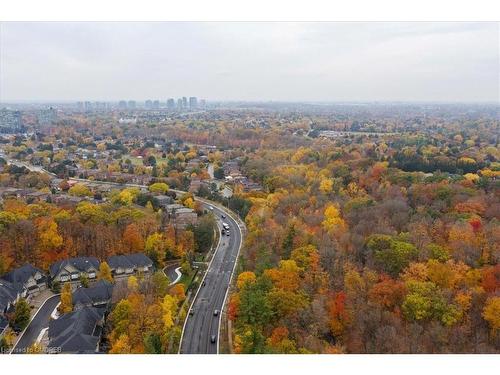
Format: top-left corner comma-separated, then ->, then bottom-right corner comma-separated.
164,263 -> 182,285
179,202 -> 242,354
11,295 -> 60,354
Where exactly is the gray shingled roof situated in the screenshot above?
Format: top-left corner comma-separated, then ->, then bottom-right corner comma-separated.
48,306 -> 105,354
72,280 -> 113,308
0,280 -> 22,313
107,253 -> 153,270
49,257 -> 100,277
2,264 -> 45,285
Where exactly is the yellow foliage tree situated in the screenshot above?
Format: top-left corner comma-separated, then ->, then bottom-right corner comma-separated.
127,275 -> 139,292
160,294 -> 178,330
237,271 -> 257,289
98,261 -> 114,283
322,204 -> 345,232
319,178 -> 334,194
59,283 -> 73,314
482,297 -> 500,332
110,334 -> 132,354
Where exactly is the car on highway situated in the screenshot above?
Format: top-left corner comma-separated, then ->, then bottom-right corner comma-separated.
189,309 -> 194,316
213,309 -> 219,316
226,231 -> 230,236
221,214 -> 226,219
210,335 -> 216,344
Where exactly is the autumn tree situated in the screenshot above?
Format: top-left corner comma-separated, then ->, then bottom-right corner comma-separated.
59,283 -> 73,314
98,261 -> 113,283
11,298 -> 31,331
123,223 -> 144,252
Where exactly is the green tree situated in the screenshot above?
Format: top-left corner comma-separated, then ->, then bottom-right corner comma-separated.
192,215 -> 215,253
214,167 -> 225,179
144,333 -> 163,354
281,224 -> 296,259
11,298 -> 31,331
368,234 -> 418,276
238,279 -> 273,327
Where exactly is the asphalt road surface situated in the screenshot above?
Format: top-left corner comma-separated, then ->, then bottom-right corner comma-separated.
164,263 -> 182,285
11,294 -> 60,354
179,203 -> 242,354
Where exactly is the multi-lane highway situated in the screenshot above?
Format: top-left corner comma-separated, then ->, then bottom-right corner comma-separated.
2,157 -> 245,354
179,202 -> 243,354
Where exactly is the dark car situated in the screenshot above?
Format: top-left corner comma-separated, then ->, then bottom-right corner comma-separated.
189,309 -> 194,316
221,214 -> 226,219
210,335 -> 217,343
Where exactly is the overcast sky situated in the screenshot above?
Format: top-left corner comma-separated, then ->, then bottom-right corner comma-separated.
0,22 -> 498,102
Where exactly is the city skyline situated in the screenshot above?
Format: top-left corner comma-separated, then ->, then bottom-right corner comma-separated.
1,22 -> 498,103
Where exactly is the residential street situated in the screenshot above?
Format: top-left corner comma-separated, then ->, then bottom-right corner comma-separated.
11,294 -> 60,354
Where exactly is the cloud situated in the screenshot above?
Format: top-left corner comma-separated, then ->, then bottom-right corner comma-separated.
0,22 -> 498,102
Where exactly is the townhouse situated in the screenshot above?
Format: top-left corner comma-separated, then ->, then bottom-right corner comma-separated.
49,257 -> 100,287
107,253 -> 154,279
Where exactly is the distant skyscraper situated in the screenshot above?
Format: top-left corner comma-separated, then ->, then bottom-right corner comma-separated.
189,97 -> 198,109
119,100 -> 128,110
177,98 -> 183,110
182,97 -> 188,109
167,98 -> 175,110
200,99 -> 206,108
0,109 -> 23,132
84,101 -> 92,112
94,102 -> 107,111
128,100 -> 136,109
153,100 -> 160,109
145,100 -> 153,109
38,107 -> 57,127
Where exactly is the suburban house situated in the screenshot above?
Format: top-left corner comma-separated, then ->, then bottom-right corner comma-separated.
0,279 -> 23,315
49,257 -> 101,286
155,194 -> 174,209
165,203 -> 198,229
1,264 -> 47,298
107,253 -> 154,279
72,280 -> 113,310
47,306 -> 105,354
